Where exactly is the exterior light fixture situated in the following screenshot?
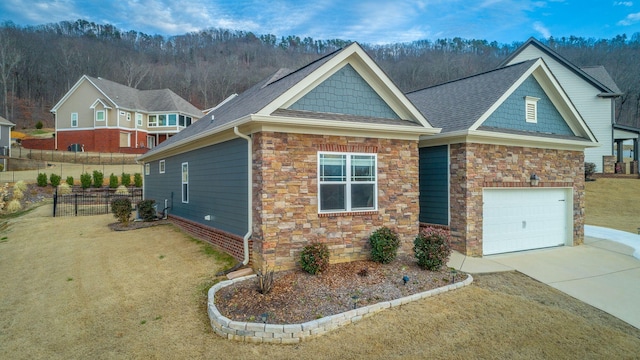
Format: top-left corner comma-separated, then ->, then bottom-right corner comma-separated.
530,174 -> 540,186
402,275 -> 409,285
351,294 -> 360,309
261,313 -> 268,324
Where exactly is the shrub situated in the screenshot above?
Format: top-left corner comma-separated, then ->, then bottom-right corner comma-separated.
585,162 -> 596,180
6,199 -> 22,213
12,188 -> 24,200
66,176 -> 74,186
413,227 -> 452,271
109,173 -> 119,188
369,226 -> 401,264
57,183 -> 72,195
115,185 -> 129,195
256,267 -> 275,295
121,173 -> 131,187
13,180 -> 27,192
137,199 -> 156,221
0,164 -> 3,171
35,121 -> 43,129
49,173 -> 61,187
134,173 -> 143,187
300,242 -> 330,275
80,172 -> 92,189
36,173 -> 48,187
111,197 -> 132,226
92,170 -> 104,188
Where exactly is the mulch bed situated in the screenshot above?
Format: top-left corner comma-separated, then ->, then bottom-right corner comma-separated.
108,219 -> 171,231
215,254 -> 467,324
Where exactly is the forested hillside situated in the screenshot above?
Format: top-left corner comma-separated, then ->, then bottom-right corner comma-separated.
1,19 -> 638,129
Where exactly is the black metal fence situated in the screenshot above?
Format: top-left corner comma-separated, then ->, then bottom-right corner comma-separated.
53,187 -> 143,217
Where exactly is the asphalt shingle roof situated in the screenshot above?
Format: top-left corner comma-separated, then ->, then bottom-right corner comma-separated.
406,60 -> 537,133
147,47 -> 344,154
0,116 -> 15,126
86,76 -> 202,117
580,66 -> 622,94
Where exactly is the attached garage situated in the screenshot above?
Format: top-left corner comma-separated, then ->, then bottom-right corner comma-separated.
482,188 -> 572,255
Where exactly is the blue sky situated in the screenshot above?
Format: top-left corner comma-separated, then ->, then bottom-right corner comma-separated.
1,0 -> 639,44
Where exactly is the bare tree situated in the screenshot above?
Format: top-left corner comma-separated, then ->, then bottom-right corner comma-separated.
0,29 -> 22,119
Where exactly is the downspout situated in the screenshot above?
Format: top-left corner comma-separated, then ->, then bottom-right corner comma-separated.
234,126 -> 252,266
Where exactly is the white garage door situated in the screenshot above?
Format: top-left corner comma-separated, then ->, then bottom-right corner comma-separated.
483,188 -> 571,255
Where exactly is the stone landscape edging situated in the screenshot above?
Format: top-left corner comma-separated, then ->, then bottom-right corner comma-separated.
208,273 -> 474,344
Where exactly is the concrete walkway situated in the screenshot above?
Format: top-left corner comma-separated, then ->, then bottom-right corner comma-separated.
448,227 -> 640,329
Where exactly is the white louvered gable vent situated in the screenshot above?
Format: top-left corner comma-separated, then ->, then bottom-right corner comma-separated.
525,96 -> 540,123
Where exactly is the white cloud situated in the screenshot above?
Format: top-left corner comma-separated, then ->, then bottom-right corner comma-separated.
618,12 -> 640,25
614,1 -> 633,6
533,21 -> 551,38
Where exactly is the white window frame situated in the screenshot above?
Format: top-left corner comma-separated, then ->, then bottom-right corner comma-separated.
317,152 -> 377,213
145,163 -> 150,175
95,110 -> 105,122
136,113 -> 143,127
181,162 -> 189,203
159,160 -> 165,174
71,112 -> 78,127
525,96 -> 540,123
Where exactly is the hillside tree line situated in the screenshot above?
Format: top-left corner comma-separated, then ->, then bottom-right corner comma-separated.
0,19 -> 639,129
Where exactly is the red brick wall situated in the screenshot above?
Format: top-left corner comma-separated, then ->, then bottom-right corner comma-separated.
21,138 -> 55,150
57,129 -> 150,153
169,214 -> 251,263
449,143 -> 584,256
251,132 -> 420,271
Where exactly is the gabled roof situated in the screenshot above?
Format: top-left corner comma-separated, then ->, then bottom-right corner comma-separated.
407,60 -> 538,133
500,37 -> 622,96
580,66 -> 622,94
0,115 -> 15,127
139,42 -> 438,161
407,58 -> 597,147
51,75 -> 202,118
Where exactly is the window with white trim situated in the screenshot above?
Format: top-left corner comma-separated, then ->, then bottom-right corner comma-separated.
136,113 -> 143,126
96,110 -> 105,122
525,96 -> 539,123
159,160 -> 165,174
181,162 -> 189,203
145,163 -> 150,175
71,112 -> 78,127
318,152 -> 377,213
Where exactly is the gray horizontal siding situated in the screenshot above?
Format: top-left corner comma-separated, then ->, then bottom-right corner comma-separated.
144,138 -> 248,236
419,145 -> 449,225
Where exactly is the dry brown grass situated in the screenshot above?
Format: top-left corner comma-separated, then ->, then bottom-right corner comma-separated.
1,204 -> 639,359
585,177 -> 640,233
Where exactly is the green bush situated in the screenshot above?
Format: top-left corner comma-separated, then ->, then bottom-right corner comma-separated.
121,172 -> 131,187
36,173 -> 47,187
585,162 -> 596,180
413,227 -> 452,271
111,197 -> 132,226
369,226 -> 400,264
35,120 -> 43,129
137,199 -> 156,221
109,173 -> 119,188
300,242 -> 330,275
0,164 -> 3,171
92,170 -> 104,188
80,172 -> 92,189
49,173 -> 61,187
66,176 -> 74,186
134,173 -> 143,187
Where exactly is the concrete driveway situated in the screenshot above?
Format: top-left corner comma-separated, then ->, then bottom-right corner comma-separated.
448,229 -> 640,329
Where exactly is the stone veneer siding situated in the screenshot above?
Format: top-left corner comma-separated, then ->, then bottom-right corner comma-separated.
449,143 -> 585,256
251,132 -> 420,271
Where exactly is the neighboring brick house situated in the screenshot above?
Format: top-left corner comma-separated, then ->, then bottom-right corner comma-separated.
51,75 -> 202,153
407,58 -> 597,256
501,38 -> 628,174
138,43 -> 439,270
0,115 -> 15,170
